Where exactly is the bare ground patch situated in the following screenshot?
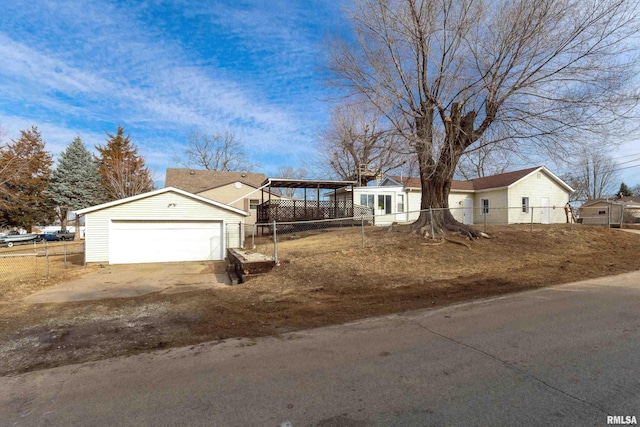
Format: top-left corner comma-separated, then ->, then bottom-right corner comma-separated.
1,225 -> 639,375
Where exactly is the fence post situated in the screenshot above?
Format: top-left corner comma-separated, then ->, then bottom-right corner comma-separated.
251,224 -> 255,250
361,216 -> 365,249
530,207 -> 534,232
429,208 -> 435,237
238,222 -> 242,248
608,207 -> 611,227
483,211 -> 487,233
273,220 -> 278,264
64,243 -> 67,269
45,243 -> 49,279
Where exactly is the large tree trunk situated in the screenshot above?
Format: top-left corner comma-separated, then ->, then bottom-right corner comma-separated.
411,104 -> 484,239
60,208 -> 68,232
412,172 -> 483,238
74,214 -> 82,241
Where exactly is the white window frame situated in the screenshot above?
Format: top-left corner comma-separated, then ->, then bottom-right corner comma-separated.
397,194 -> 405,213
481,198 -> 489,214
360,194 -> 375,208
522,197 -> 529,214
378,194 -> 392,214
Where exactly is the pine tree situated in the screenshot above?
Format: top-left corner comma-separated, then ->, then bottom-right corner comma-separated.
49,137 -> 101,237
0,126 -> 55,231
618,182 -> 633,197
96,126 -> 154,201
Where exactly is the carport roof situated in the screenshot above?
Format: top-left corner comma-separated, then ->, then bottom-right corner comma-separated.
74,187 -> 250,216
261,178 -> 357,189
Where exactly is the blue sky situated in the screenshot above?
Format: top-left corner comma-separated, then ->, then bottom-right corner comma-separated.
0,0 -> 347,185
0,0 -> 638,188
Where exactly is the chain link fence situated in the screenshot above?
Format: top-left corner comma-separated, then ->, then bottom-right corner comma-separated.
244,204 -> 623,261
0,241 -> 85,285
578,205 -> 640,226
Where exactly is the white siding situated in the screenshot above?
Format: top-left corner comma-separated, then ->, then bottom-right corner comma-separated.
448,192 -> 474,223
473,189 -> 509,224
84,191 -> 245,263
352,186 -> 408,225
407,190 -> 421,221
508,171 -> 571,224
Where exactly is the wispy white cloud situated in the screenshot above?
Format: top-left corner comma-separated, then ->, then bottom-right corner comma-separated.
0,0 -> 345,181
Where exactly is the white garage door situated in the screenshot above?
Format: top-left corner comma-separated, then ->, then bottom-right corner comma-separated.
109,220 -> 223,264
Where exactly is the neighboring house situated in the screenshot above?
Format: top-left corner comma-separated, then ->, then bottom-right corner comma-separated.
579,197 -> 640,226
75,187 -> 249,265
331,166 -> 574,225
165,169 -> 282,226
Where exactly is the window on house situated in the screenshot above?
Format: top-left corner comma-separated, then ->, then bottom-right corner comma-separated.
378,194 -> 392,214
598,210 -> 606,215
249,199 -> 260,210
481,199 -> 489,214
522,197 -> 529,213
397,194 -> 405,213
360,194 -> 375,208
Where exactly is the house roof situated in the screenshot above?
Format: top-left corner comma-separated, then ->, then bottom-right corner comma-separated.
581,196 -> 640,208
74,187 -> 250,216
165,168 -> 266,194
389,166 -> 573,193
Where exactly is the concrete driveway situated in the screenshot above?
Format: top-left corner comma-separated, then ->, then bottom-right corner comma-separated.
24,261 -> 229,303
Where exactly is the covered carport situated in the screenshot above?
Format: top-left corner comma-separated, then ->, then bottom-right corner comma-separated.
256,178 -> 356,224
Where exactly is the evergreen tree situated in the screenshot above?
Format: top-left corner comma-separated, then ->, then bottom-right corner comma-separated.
49,137 -> 101,237
617,182 -> 633,197
0,126 -> 55,231
96,126 -> 154,201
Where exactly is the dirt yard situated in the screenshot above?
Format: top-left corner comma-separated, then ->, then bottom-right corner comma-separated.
1,224 -> 639,376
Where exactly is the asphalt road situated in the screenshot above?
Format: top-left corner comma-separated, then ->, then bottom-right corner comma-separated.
2,272 -> 640,426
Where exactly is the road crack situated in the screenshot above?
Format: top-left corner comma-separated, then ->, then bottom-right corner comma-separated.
411,319 -> 612,417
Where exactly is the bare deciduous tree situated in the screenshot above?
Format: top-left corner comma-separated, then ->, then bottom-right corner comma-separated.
175,130 -> 256,172
276,166 -> 307,198
320,102 -> 412,186
329,0 -> 640,237
456,139 -> 518,179
562,148 -> 619,201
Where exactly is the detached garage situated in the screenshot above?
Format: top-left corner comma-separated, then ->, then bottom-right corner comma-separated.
75,187 -> 249,265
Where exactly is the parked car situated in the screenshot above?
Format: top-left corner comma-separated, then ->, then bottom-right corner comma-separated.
43,230 -> 75,241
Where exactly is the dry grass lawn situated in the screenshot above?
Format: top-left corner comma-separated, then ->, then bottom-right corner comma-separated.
1,224 -> 639,375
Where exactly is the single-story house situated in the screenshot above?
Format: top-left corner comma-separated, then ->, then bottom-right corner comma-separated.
165,169 -> 282,226
331,166 -> 574,225
579,197 -> 640,225
75,187 -> 249,265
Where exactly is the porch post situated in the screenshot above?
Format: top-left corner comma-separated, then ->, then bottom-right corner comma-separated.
352,185 -> 355,218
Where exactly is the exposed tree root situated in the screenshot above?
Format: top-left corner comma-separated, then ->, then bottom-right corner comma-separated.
443,222 -> 487,239
443,236 -> 471,249
420,239 -> 445,246
411,210 -> 492,240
